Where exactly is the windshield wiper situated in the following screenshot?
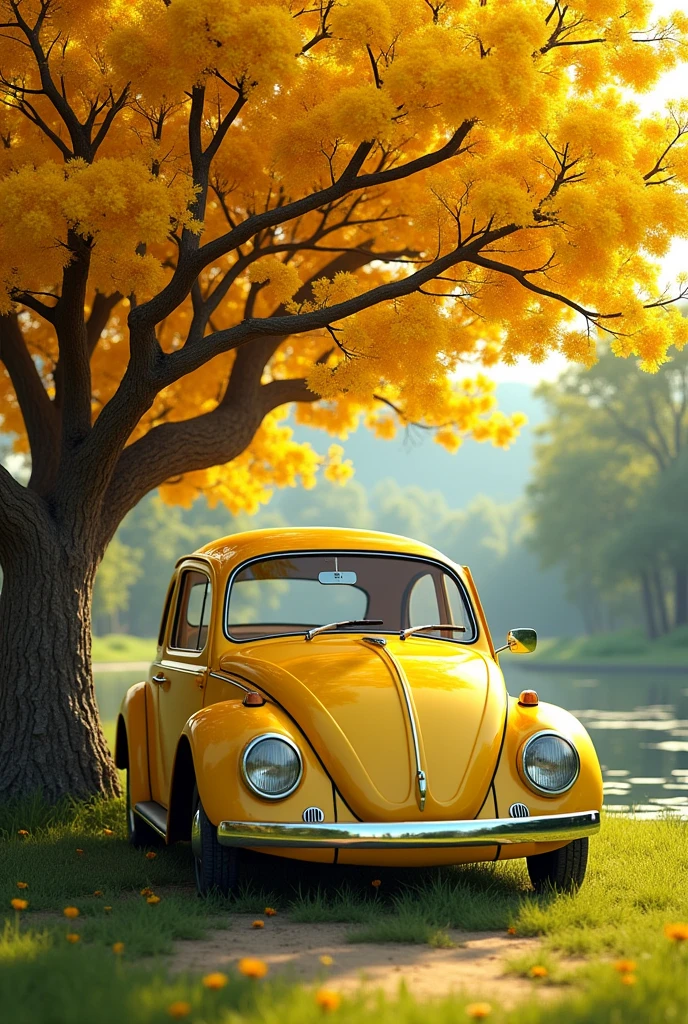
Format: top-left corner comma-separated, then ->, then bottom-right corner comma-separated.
400,624 -> 467,640
305,619 -> 383,642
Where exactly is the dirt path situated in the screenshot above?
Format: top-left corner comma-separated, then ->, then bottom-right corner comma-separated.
170,916 -> 562,1005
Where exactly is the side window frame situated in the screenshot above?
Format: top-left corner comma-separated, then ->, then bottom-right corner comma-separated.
157,575 -> 178,650
168,566 -> 212,655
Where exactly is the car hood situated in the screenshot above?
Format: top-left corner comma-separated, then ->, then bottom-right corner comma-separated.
218,635 -> 506,821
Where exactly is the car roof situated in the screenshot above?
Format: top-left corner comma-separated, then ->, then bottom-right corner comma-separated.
191,527 -> 450,573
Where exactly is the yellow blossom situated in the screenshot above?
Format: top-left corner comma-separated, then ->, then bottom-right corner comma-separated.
238,957 -> 268,979
466,1005 -> 492,1020
202,972 -> 228,990
65,933 -> 80,944
103,829 -> 114,836
112,942 -> 125,955
252,919 -> 264,929
11,899 -> 28,911
665,923 -> 688,942
17,830 -> 29,836
319,955 -> 334,966
167,1002 -> 191,1019
93,891 -> 103,897
315,989 -> 341,1013
104,906 -> 112,913
614,959 -> 637,974
529,965 -> 548,978
63,907 -> 80,919
147,895 -> 161,905
264,907 -> 277,916
16,882 -> 28,890
145,852 -> 157,860
621,974 -> 637,986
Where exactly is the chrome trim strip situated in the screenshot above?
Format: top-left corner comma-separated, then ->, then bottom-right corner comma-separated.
367,640 -> 427,812
521,731 -> 581,796
241,733 -> 303,800
208,671 -> 251,693
157,660 -> 206,675
217,810 -> 601,849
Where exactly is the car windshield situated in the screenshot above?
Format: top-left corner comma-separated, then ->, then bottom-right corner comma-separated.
226,553 -> 476,643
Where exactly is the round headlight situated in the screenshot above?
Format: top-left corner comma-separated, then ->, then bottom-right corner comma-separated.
242,734 -> 302,798
522,732 -> 579,795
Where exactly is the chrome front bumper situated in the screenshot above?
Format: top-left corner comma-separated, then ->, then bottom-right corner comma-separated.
217,810 -> 600,849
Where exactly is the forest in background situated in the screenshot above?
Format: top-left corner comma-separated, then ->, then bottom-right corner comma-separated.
3,353 -> 687,646
90,348 -> 688,645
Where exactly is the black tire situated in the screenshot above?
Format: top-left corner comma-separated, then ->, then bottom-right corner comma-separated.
126,773 -> 162,849
191,788 -> 240,897
527,837 -> 589,894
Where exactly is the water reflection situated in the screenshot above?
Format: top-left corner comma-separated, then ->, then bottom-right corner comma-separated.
504,663 -> 688,818
95,661 -> 688,819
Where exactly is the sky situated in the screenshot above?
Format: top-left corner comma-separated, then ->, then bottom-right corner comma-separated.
493,0 -> 688,383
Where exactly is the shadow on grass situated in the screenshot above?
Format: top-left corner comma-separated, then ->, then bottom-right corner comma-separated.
2,793 -> 550,948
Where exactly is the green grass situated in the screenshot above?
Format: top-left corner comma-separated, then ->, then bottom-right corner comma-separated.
92,635 -> 156,663
535,627 -> 688,665
2,798 -> 688,1022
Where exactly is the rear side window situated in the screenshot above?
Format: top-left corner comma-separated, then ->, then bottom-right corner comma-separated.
171,570 -> 211,652
157,578 -> 176,648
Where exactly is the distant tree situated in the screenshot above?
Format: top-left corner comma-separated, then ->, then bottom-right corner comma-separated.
92,536 -> 143,634
529,349 -> 688,637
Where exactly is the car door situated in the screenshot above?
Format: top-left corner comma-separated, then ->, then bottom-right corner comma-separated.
149,564 -> 212,805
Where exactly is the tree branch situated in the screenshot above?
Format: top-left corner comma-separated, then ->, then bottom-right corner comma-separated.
154,224 -> 516,387
132,121 -> 476,329
0,312 -> 59,493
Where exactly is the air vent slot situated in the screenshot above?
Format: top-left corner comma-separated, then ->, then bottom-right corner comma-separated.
302,806 -> 325,824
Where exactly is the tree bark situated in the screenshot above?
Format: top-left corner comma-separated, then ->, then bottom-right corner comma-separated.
640,569 -> 659,640
0,502 -> 119,802
675,565 -> 688,628
651,567 -> 670,636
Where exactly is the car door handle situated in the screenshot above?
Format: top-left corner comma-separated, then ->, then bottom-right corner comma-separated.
152,673 -> 167,685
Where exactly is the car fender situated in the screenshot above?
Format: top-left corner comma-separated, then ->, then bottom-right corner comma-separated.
167,698 -> 336,841
115,682 -> 151,807
493,696 -> 603,821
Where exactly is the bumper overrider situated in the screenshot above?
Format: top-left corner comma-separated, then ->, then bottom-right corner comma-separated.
217,810 -> 600,849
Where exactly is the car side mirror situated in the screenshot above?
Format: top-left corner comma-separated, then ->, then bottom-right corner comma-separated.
496,627 -> 537,655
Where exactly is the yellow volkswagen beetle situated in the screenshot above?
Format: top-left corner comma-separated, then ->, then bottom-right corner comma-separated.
116,527 -> 602,896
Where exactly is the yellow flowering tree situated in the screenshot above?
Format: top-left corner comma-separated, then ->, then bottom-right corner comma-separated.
0,0 -> 687,799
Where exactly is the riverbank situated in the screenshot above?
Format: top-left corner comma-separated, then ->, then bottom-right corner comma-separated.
527,630 -> 688,673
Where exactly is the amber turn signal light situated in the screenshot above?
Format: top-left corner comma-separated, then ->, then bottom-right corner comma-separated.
518,689 -> 539,707
243,691 -> 266,707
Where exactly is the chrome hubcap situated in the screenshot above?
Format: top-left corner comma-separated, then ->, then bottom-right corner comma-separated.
191,809 -> 202,860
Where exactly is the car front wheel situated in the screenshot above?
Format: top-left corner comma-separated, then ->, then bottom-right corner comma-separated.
191,788 -> 240,897
526,837 -> 589,893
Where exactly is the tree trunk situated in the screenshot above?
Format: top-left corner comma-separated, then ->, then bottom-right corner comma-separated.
0,514 -> 120,802
651,567 -> 670,636
640,569 -> 659,641
674,566 -> 688,628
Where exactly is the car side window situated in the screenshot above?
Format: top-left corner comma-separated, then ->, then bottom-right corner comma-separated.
157,578 -> 176,648
171,570 -> 212,652
408,573 -> 440,626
